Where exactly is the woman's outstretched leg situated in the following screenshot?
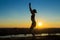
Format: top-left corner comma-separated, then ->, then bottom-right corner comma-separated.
30,22 -> 36,37
30,27 -> 35,37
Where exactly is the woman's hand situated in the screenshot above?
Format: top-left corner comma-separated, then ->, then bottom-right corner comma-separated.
29,3 -> 31,7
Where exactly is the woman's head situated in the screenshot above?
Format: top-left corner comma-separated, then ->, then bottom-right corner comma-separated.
32,9 -> 37,13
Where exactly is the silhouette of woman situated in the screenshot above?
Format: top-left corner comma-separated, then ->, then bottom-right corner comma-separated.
29,3 -> 37,36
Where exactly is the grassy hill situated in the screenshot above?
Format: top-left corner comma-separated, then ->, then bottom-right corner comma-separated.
0,28 -> 60,36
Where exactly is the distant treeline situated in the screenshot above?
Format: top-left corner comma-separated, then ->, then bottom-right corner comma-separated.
0,28 -> 60,36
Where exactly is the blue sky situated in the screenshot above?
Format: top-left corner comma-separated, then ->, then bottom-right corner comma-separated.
0,0 -> 60,28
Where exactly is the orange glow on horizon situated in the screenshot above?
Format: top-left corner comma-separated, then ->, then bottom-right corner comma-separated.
0,20 -> 60,28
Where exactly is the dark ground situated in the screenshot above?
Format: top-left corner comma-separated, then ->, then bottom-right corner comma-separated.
0,28 -> 60,40
0,28 -> 60,36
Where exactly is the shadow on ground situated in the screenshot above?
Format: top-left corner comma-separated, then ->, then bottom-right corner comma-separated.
0,35 -> 60,40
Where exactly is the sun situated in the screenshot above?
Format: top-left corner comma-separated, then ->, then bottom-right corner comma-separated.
36,21 -> 44,29
36,22 -> 43,29
38,22 -> 43,26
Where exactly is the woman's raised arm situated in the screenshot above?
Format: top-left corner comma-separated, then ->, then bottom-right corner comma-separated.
29,3 -> 32,13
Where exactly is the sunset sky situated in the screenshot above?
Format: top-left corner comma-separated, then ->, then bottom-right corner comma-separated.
0,0 -> 60,28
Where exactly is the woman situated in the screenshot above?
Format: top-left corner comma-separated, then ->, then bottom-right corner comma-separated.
29,3 -> 37,36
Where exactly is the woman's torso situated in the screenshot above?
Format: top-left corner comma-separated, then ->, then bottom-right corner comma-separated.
31,14 -> 35,22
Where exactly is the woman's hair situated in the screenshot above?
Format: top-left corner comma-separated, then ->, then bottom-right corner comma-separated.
33,9 -> 37,13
